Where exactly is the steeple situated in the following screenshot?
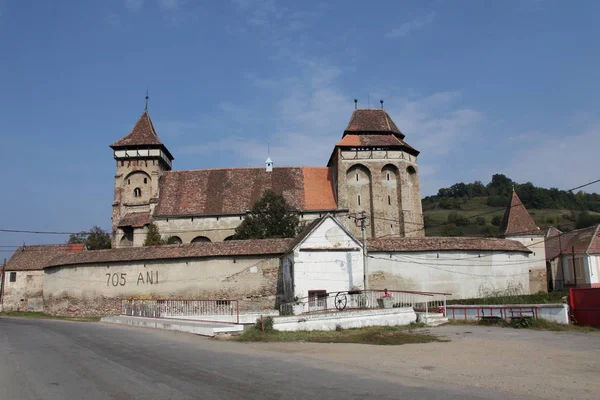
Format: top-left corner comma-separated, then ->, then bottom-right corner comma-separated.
343,108 -> 405,139
110,110 -> 174,169
499,189 -> 541,237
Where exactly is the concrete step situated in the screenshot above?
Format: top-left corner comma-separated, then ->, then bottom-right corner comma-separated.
101,316 -> 244,337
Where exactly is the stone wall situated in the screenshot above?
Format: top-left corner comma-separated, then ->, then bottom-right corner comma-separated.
334,148 -> 424,239
43,256 -> 282,317
506,234 -> 548,293
2,270 -> 44,312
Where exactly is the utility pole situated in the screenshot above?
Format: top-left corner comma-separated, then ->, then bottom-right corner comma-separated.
360,211 -> 369,291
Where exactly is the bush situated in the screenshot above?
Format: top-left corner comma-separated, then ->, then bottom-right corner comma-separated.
475,216 -> 486,226
253,316 -> 275,332
442,224 -> 464,237
491,215 -> 502,226
447,212 -> 470,226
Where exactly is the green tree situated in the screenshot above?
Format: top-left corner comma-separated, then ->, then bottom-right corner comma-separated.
233,190 -> 300,240
144,223 -> 165,246
491,215 -> 502,226
67,225 -> 111,250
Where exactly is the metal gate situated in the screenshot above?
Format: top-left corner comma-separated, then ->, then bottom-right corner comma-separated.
569,288 -> 600,327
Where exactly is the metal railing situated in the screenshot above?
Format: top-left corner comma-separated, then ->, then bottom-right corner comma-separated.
279,290 -> 449,318
121,298 -> 240,324
446,305 -> 540,321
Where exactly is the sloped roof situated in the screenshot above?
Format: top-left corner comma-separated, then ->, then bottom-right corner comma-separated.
336,134 -> 419,155
153,167 -> 337,217
46,239 -> 293,268
118,212 -> 151,228
499,190 -> 541,237
368,237 -> 531,253
111,111 -> 163,148
5,244 -> 86,271
344,109 -> 404,138
546,225 -> 600,258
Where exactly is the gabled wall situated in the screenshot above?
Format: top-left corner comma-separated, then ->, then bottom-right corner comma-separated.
2,270 -> 44,312
285,217 -> 364,301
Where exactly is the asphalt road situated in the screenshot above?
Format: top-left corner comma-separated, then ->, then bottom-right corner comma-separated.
0,317 -> 529,400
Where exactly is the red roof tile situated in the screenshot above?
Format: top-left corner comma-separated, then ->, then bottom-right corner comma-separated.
344,109 -> 404,138
546,225 -> 600,257
154,167 -> 337,217
46,239 -> 293,268
118,212 -> 151,228
4,244 -> 86,271
499,190 -> 541,237
110,111 -> 174,162
302,168 -> 336,210
336,134 -> 419,155
368,237 -> 531,253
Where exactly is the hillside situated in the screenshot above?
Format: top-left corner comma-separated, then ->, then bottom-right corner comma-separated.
422,174 -> 600,237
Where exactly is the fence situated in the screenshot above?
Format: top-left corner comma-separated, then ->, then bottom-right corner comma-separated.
279,289 -> 448,318
121,298 -> 240,324
570,288 -> 600,327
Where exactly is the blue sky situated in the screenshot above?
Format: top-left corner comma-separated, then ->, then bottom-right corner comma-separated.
1,0 -> 599,250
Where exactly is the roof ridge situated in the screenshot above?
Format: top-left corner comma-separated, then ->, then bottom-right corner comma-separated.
166,166 -> 328,174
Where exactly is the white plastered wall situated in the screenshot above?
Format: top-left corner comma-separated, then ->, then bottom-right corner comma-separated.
368,250 -> 533,299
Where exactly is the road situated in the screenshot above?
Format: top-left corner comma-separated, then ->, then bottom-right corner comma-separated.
0,317 -> 526,400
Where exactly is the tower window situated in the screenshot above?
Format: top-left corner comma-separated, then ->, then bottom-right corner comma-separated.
144,178 -> 147,184
358,195 -> 361,206
134,188 -> 142,198
388,195 -> 391,205
386,173 -> 390,181
356,173 -> 359,181
128,179 -> 130,185
9,272 -> 16,282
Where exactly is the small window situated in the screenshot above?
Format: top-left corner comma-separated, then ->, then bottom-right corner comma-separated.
388,195 -> 391,205
386,173 -> 390,181
144,178 -> 147,184
358,195 -> 361,206
134,188 -> 142,197
9,272 -> 16,282
120,161 -> 124,167
356,173 -> 359,181
128,179 -> 130,185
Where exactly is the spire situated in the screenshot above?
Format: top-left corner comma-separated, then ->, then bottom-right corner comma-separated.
499,190 -> 541,237
111,111 -> 164,148
145,87 -> 149,111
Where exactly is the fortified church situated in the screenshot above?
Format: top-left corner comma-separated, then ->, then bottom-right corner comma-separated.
110,104 -> 425,248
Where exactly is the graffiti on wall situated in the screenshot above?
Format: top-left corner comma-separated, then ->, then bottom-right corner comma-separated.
105,271 -> 159,287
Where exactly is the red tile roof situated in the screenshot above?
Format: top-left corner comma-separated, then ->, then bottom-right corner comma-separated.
499,190 -> 541,237
336,134 -> 419,155
46,239 -> 293,268
545,225 -> 600,258
344,109 -> 404,138
4,244 -> 86,271
118,212 -> 151,228
111,111 -> 163,148
154,167 -> 337,217
368,237 -> 531,253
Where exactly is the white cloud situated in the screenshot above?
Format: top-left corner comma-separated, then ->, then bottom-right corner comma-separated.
157,0 -> 181,11
504,121 -> 600,192
385,12 -> 436,38
125,0 -> 144,12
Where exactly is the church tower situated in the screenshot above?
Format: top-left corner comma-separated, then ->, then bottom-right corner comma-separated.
110,108 -> 174,248
328,105 -> 424,238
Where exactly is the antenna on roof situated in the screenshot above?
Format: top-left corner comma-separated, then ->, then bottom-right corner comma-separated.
368,92 -> 370,108
354,99 -> 358,109
380,99 -> 384,109
144,86 -> 149,111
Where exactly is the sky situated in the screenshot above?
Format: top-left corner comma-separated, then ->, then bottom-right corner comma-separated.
1,0 -> 599,252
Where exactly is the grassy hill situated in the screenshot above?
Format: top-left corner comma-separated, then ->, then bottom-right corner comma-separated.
422,174 -> 600,237
423,196 -> 591,237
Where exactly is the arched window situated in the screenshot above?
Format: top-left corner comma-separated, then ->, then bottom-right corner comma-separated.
223,235 -> 235,241
134,188 -> 142,197
191,236 -> 211,243
407,166 -> 416,175
144,178 -> 147,184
